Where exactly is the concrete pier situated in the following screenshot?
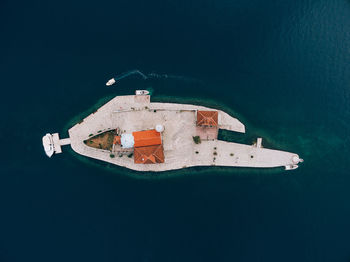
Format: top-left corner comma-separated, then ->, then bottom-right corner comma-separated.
51,133 -> 71,154
256,138 -> 262,148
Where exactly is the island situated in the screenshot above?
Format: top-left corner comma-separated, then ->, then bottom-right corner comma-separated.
42,91 -> 303,171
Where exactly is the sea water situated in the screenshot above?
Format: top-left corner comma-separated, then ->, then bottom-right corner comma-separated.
1,0 -> 350,261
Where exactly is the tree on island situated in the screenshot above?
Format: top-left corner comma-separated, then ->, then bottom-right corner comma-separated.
192,136 -> 201,144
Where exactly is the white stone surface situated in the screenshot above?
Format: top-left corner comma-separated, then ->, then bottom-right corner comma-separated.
50,133 -> 71,155
66,95 -> 301,171
52,133 -> 62,154
256,138 -> 262,148
60,138 -> 71,146
121,133 -> 134,148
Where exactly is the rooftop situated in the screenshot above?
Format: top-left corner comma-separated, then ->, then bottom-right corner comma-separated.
197,111 -> 218,127
134,145 -> 165,164
133,129 -> 162,148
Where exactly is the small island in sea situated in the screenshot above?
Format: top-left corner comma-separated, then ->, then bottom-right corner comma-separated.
42,90 -> 303,171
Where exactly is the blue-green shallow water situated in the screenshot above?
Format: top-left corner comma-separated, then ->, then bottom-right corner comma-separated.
1,0 -> 350,261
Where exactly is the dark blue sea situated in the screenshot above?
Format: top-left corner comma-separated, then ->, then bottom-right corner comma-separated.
1,0 -> 350,261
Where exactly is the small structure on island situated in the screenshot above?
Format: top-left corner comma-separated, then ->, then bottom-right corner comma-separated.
113,129 -> 164,164
155,124 -> 164,133
196,111 -> 218,127
113,129 -> 162,149
134,145 -> 165,164
120,133 -> 135,148
133,129 -> 162,147
196,111 -> 219,141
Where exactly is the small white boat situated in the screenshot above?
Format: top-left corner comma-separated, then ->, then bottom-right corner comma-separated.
285,155 -> 303,170
135,90 -> 150,95
42,133 -> 54,157
285,164 -> 298,170
106,78 -> 116,86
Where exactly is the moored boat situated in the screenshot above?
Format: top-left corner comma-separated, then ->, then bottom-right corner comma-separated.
42,133 -> 54,157
135,90 -> 150,95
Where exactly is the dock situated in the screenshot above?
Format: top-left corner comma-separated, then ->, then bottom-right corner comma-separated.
42,133 -> 71,157
52,133 -> 71,154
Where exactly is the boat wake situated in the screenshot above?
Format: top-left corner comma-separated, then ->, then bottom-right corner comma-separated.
147,73 -> 201,83
106,70 -> 202,86
115,70 -> 148,81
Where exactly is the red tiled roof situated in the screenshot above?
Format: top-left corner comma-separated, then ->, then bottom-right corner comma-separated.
196,111 -> 218,127
134,145 -> 165,164
132,129 -> 162,148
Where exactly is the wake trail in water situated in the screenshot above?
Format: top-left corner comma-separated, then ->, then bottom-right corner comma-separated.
114,70 -> 148,82
107,69 -> 203,86
147,73 -> 202,83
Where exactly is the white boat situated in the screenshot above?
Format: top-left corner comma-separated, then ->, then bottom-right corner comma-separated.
42,133 -> 54,157
285,164 -> 299,170
135,90 -> 150,95
106,78 -> 116,86
284,155 -> 303,170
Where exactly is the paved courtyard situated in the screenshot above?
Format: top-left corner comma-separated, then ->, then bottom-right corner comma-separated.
66,95 -> 302,171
